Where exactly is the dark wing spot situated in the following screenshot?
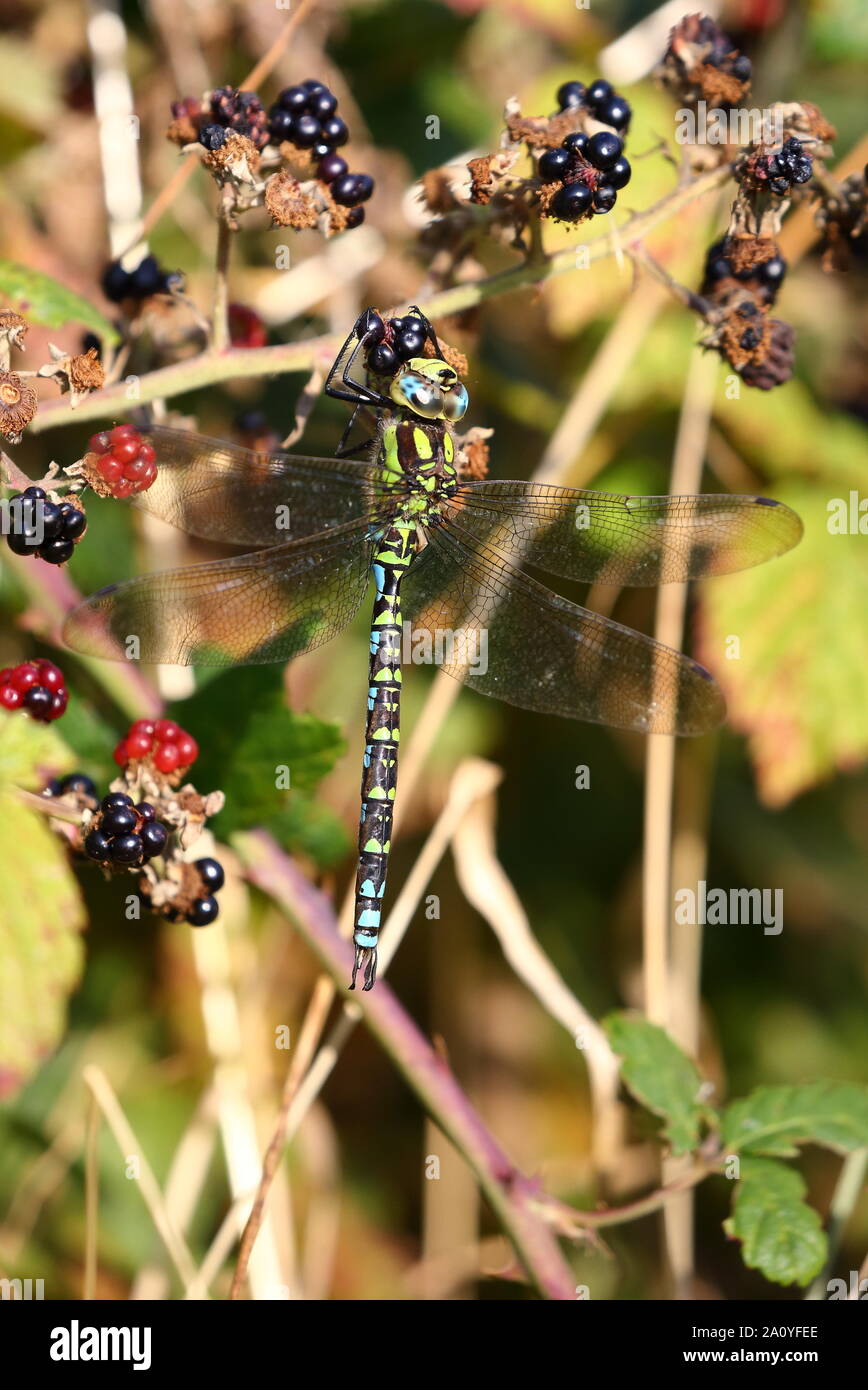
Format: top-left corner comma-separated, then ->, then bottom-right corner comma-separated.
754,496 -> 779,507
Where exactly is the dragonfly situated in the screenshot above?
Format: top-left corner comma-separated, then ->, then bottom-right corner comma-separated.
63,307 -> 802,990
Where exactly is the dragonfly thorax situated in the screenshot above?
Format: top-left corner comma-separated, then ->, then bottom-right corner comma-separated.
378,419 -> 460,520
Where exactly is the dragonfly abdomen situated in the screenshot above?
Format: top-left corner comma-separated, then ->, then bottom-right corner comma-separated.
351,520 -> 413,990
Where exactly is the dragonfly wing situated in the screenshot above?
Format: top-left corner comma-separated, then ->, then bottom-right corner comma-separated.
447,482 -> 802,585
63,517 -> 375,667
403,523 -> 725,734
128,426 -> 380,546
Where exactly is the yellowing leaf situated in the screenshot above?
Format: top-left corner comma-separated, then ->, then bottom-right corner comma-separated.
0,793 -> 85,1099
698,478 -> 868,805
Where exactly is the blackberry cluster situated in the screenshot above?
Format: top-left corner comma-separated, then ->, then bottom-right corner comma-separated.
5,486 -> 87,566
86,425 -> 157,497
268,79 -> 373,216
114,718 -> 199,776
85,793 -> 169,867
101,255 -> 183,304
702,239 -> 787,305
539,130 -> 631,222
187,858 -> 225,927
0,659 -> 68,722
556,77 -> 632,133
197,86 -> 269,152
359,310 -> 429,377
44,771 -> 97,800
761,138 -> 813,196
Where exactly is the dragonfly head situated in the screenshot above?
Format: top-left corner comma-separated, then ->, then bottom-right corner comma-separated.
389,357 -> 469,423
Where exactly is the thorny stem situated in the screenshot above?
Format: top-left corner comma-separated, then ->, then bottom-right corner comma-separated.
31,164 -> 733,435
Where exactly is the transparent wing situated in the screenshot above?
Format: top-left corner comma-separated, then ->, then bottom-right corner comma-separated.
444,482 -> 802,585
128,426 -> 381,546
63,518 -> 375,667
403,523 -> 725,735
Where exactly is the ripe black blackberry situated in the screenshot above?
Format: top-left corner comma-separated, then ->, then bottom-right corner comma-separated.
556,75 -> 632,133
764,137 -> 813,194
267,78 -> 375,214
185,856 -> 226,926
5,487 -> 87,566
101,255 -> 181,304
538,126 -> 631,223
85,794 -> 171,868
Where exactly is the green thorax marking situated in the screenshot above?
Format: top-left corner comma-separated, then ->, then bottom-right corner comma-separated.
377,419 -> 458,522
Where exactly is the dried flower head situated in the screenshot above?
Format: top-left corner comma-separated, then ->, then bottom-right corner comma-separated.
0,370 -> 38,441
0,311 -> 29,353
37,345 -> 105,406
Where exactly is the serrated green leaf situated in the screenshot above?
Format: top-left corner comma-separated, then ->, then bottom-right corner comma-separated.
169,666 -> 346,860
604,1012 -> 706,1155
721,1082 -> 868,1157
725,1157 -> 826,1287
0,793 -> 85,1100
699,477 -> 868,806
0,260 -> 119,344
0,709 -> 73,790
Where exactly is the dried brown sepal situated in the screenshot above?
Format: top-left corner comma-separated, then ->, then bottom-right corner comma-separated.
656,13 -> 751,110
797,102 -> 837,146
420,170 -> 461,215
0,370 -> 37,441
456,427 -> 493,480
725,234 -> 780,275
0,311 -> 28,352
198,130 -> 261,184
264,170 -> 319,229
167,113 -> 200,146
468,155 -> 495,204
138,858 -> 212,922
72,450 -> 118,497
505,107 -> 584,151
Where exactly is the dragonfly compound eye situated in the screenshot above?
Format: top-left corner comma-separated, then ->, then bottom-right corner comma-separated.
391,372 -> 444,419
442,383 -> 469,421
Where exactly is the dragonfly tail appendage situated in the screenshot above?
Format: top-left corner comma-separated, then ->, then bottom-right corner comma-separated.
350,522 -> 412,990
350,942 -> 378,991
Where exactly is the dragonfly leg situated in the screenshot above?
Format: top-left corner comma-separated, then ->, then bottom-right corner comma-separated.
404,304 -> 441,357
325,321 -> 392,412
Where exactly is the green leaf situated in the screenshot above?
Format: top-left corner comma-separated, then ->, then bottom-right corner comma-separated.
721,1082 -> 868,1157
0,792 -> 85,1100
699,477 -> 868,806
170,666 -> 347,861
725,1157 -> 826,1287
0,260 -> 119,344
604,1012 -> 707,1155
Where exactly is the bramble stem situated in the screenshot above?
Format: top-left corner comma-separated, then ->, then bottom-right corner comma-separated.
31,165 -> 732,435
237,830 -> 580,1300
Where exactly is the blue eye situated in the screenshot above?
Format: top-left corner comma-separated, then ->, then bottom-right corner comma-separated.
394,374 -> 443,418
443,385 -> 468,421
